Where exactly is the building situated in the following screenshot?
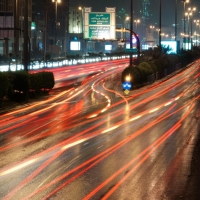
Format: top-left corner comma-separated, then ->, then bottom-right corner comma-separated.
141,0 -> 151,40
31,0 -> 69,57
0,0 -> 32,57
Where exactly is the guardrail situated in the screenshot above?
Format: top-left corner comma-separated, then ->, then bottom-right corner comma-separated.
0,54 -> 137,72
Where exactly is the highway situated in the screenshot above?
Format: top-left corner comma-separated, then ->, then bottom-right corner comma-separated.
0,59 -> 200,200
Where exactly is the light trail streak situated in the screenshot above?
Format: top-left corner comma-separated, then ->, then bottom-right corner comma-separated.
5,63 -> 198,199
101,124 -> 181,200
0,116 -> 38,135
0,60 -> 199,198
37,102 -> 178,200
0,81 -> 197,153
0,90 -> 71,118
102,81 -> 128,106
84,102 -> 195,200
22,103 -> 178,200
0,159 -> 38,176
0,60 -> 127,120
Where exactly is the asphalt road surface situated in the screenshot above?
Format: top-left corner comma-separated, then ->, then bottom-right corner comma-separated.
0,59 -> 200,200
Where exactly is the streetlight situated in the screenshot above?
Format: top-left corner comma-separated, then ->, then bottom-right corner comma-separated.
124,16 -> 130,29
134,19 -> 140,33
78,6 -> 84,54
129,0 -> 133,67
156,28 -> 160,44
124,16 -> 130,41
194,20 -> 199,46
181,0 -> 189,38
185,12 -> 192,36
52,0 -> 61,45
188,7 -> 196,48
175,0 -> 177,41
197,23 -> 200,46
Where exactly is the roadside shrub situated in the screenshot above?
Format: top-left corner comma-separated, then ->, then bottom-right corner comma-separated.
5,71 -> 55,102
166,55 -> 179,67
29,71 -> 54,97
138,62 -> 154,76
158,55 -> 169,70
12,71 -> 30,101
29,73 -> 43,96
148,61 -> 158,73
40,71 -> 55,91
13,71 -> 30,92
0,72 -> 9,107
121,66 -> 145,86
154,59 -> 163,71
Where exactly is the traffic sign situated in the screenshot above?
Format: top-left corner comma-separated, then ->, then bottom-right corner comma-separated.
122,82 -> 132,90
125,48 -> 138,53
124,89 -> 130,95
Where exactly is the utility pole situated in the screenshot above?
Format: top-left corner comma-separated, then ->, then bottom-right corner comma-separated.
129,0 -> 133,67
23,0 -> 29,71
159,0 -> 162,49
44,11 -> 47,65
14,0 -> 19,56
175,0 -> 177,41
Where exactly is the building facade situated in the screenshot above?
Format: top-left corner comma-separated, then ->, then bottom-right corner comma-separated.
0,0 -> 32,56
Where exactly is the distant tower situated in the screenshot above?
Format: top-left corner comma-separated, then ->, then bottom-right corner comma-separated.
141,0 -> 150,40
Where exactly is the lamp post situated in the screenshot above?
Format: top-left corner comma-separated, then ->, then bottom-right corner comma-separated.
14,0 -> 19,57
23,0 -> 29,71
124,16 -> 130,29
129,0 -> 133,67
78,6 -> 84,55
124,16 -> 130,41
197,23 -> 200,46
52,0 -> 61,45
159,0 -> 162,49
156,28 -> 160,44
185,12 -> 192,36
182,0 -> 189,39
134,19 -> 140,33
150,26 -> 155,44
188,7 -> 196,48
194,20 -> 199,46
175,0 -> 177,41
164,34 -> 169,40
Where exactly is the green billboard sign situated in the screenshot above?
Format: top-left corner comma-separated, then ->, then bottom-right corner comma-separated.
31,22 -> 36,30
125,48 -> 138,53
89,26 -> 110,38
89,13 -> 110,25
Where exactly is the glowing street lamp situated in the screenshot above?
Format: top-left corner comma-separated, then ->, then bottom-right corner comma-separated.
156,28 -> 160,44
181,0 -> 189,37
188,7 -> 196,47
125,74 -> 131,82
124,16 -> 130,29
134,19 -> 140,33
194,20 -> 200,46
185,11 -> 192,36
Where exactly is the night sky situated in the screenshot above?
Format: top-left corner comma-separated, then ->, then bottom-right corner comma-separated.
69,0 -> 200,26
33,0 -> 200,28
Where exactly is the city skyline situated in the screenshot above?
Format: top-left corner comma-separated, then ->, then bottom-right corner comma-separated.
32,0 -> 200,28
70,0 -> 200,26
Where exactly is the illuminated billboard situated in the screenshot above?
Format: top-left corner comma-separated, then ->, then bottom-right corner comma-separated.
84,8 -> 116,40
70,41 -> 81,51
89,26 -> 110,39
161,41 -> 177,54
89,13 -> 110,25
105,45 -> 112,51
